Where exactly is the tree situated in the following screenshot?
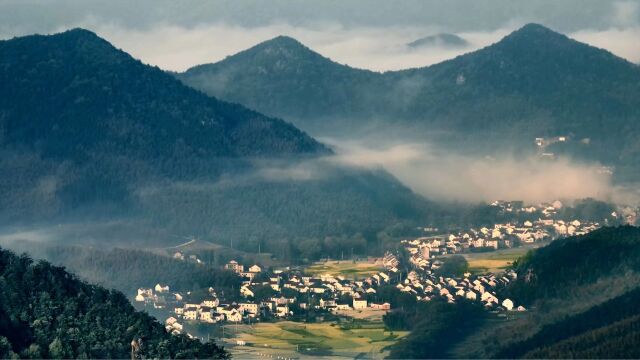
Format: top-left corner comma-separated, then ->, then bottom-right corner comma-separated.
435,255 -> 469,277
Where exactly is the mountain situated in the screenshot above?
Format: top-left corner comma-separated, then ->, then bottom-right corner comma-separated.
0,29 -> 439,257
407,33 -> 469,49
0,29 -> 326,160
179,35 -> 381,128
178,24 -> 640,176
0,246 -> 228,359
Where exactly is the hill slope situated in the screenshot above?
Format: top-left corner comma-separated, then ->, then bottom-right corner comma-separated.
179,24 -> 640,173
507,225 -> 640,304
0,29 -> 438,255
0,247 -> 227,359
449,226 -> 640,358
499,286 -> 640,358
0,29 -> 326,160
180,35 -> 381,126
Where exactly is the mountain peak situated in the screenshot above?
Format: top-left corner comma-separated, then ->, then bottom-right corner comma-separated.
59,27 -> 100,38
266,35 -> 304,46
516,23 -> 555,33
252,35 -> 316,58
502,23 -> 567,43
45,28 -> 106,45
407,33 -> 469,49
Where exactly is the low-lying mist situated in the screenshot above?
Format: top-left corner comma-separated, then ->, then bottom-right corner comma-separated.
319,138 -> 633,205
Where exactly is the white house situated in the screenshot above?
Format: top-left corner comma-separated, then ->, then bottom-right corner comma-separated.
353,299 -> 367,310
502,298 -> 514,311
155,284 -> 170,293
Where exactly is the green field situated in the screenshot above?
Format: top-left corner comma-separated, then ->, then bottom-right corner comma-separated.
224,320 -> 407,359
464,246 -> 534,273
304,260 -> 383,279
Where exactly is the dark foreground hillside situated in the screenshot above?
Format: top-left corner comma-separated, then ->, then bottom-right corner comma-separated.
507,225 -> 640,304
0,247 -> 228,359
499,286 -> 640,358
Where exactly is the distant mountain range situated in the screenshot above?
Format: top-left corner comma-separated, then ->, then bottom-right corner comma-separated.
178,24 -> 640,178
407,33 -> 469,49
0,29 -> 439,254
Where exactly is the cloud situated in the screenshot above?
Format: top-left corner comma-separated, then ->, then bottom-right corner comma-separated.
325,139 -> 625,204
570,27 -> 640,63
611,1 -> 640,27
73,22 -> 501,72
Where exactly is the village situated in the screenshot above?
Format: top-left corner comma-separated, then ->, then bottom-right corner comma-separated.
408,202 -> 602,261
134,199 -> 615,340
137,254 -> 527,338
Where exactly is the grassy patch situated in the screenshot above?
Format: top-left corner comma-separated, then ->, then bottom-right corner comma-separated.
305,260 -> 383,279
227,320 -> 408,358
464,247 -> 530,273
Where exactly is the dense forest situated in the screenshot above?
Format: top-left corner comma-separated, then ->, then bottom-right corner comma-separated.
498,286 -> 640,358
0,247 -> 228,359
507,225 -> 640,304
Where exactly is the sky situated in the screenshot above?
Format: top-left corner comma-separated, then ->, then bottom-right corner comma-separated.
1,0 -> 639,72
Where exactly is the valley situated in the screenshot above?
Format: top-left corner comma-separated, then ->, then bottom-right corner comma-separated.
2,3 -> 640,358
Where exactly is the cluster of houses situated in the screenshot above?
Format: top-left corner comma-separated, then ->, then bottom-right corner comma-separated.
237,262 -> 394,314
138,251 -> 530,336
140,199 -> 611,333
396,269 -> 525,311
407,201 -> 602,260
395,241 -> 527,310
137,284 -> 259,335
406,218 -> 599,259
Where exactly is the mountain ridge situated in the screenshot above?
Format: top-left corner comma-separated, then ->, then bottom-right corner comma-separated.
0,28 -> 439,255
177,23 -> 640,175
0,28 -> 329,160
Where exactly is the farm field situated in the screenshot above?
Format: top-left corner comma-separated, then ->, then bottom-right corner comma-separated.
463,245 -> 542,273
223,320 -> 407,359
305,259 -> 383,279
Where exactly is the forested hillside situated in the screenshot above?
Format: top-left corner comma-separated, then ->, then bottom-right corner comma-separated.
0,29 -> 326,160
0,247 -> 228,359
456,226 -> 640,358
2,243 -> 242,295
0,29 -> 439,253
507,225 -> 640,304
498,286 -> 640,358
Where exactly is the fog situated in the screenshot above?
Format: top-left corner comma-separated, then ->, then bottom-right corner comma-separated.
319,139 -> 626,204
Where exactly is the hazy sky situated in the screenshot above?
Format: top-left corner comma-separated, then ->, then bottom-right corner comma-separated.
1,0 -> 639,71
